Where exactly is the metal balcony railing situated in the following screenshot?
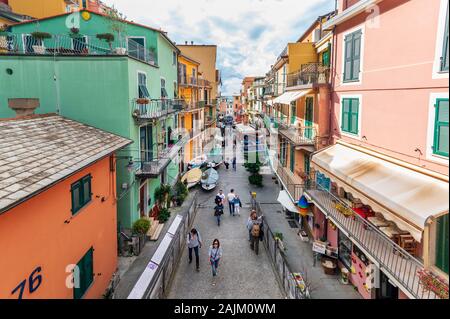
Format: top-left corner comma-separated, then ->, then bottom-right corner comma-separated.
273,158 -> 305,201
278,125 -> 317,146
287,63 -> 330,88
132,99 -> 183,120
0,33 -> 157,66
136,131 -> 190,177
305,182 -> 443,299
198,78 -> 212,87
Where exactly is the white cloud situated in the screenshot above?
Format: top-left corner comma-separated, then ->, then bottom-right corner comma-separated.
105,0 -> 335,95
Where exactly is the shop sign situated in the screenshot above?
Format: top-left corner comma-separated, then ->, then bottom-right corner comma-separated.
312,240 -> 327,254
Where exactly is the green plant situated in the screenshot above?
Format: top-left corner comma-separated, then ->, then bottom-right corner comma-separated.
96,33 -> 115,50
105,5 -> 127,44
158,208 -> 171,223
154,184 -> 172,208
274,232 -> 284,241
31,31 -> 52,40
249,173 -> 263,187
0,24 -> 8,33
132,218 -> 151,235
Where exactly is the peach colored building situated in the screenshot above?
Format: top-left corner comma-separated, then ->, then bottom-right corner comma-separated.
0,110 -> 130,299
305,0 -> 449,299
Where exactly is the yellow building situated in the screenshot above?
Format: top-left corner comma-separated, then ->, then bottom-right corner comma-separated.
177,44 -> 218,129
0,2 -> 32,26
177,53 -> 204,163
7,0 -> 108,19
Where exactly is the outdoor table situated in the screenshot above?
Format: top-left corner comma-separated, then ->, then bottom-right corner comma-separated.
367,216 -> 390,228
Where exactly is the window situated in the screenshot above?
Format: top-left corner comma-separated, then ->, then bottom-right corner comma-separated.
433,98 -> 449,157
322,47 -> 330,67
172,51 -> 177,66
72,36 -> 88,53
160,78 -> 167,98
23,35 -> 42,53
128,37 -> 146,61
435,214 -> 449,274
174,81 -> 177,98
343,30 -> 362,82
138,73 -> 149,98
316,172 -> 330,191
289,144 -> 295,173
441,5 -> 449,72
74,248 -> 94,299
339,229 -> 353,270
341,98 -> 359,135
71,175 -> 92,215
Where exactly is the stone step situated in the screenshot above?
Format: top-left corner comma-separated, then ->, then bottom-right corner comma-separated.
150,223 -> 164,241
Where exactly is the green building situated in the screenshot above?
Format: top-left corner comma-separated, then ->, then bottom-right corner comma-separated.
0,11 -> 185,229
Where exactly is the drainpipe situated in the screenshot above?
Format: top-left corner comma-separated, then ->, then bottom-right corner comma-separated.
328,25 -> 337,146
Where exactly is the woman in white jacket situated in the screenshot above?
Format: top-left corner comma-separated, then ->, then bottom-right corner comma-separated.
208,239 -> 223,278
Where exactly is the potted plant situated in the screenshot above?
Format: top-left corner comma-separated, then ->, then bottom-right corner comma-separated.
132,218 -> 151,253
105,6 -> 127,54
158,208 -> 171,224
31,31 -> 51,54
136,97 -> 150,105
274,232 -> 286,251
96,33 -> 115,51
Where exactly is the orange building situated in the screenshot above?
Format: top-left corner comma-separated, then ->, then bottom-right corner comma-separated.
0,105 -> 131,299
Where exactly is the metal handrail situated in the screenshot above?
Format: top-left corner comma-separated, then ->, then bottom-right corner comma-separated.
0,33 -> 157,65
286,63 -> 330,87
254,201 -> 310,299
132,98 -> 183,119
306,182 -> 439,299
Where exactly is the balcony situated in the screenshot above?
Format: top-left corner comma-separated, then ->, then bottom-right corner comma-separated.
136,132 -> 190,178
0,33 -> 157,66
305,183 -> 443,299
180,100 -> 207,113
272,158 -> 305,202
132,99 -> 183,122
198,78 -> 212,88
286,63 -> 330,88
275,118 -> 318,147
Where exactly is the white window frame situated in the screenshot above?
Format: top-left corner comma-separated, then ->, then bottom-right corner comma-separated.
172,51 -> 177,66
426,92 -> 449,164
432,0 -> 449,79
339,94 -> 363,139
137,70 -> 148,98
340,24 -> 365,86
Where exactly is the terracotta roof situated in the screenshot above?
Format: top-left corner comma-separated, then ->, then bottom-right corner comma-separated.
0,114 -> 132,214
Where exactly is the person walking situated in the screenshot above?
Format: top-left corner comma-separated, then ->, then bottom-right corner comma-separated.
246,210 -> 263,255
216,190 -> 225,204
214,199 -> 224,226
224,158 -> 230,170
233,194 -> 242,216
187,228 -> 202,271
227,189 -> 236,216
208,239 -> 223,281
232,156 -> 237,171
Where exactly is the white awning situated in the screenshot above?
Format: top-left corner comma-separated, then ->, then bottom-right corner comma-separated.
311,141 -> 449,242
277,190 -> 298,213
273,89 -> 312,105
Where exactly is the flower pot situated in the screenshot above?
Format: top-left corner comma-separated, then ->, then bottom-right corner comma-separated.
114,47 -> 127,55
32,45 -> 46,54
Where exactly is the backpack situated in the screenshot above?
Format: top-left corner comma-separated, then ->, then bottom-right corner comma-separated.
251,223 -> 261,237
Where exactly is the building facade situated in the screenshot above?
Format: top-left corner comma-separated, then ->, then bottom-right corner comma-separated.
0,111 -> 130,299
0,11 -> 183,230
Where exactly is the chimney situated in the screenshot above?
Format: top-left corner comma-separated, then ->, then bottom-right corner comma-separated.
8,98 -> 40,117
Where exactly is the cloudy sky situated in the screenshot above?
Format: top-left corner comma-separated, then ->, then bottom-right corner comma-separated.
106,0 -> 335,95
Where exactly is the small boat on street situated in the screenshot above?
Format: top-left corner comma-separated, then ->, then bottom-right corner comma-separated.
181,168 -> 202,189
201,168 -> 219,191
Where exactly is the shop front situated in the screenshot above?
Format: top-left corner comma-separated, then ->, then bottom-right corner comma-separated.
305,141 -> 449,299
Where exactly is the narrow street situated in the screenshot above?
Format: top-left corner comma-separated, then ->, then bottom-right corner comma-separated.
167,129 -> 284,299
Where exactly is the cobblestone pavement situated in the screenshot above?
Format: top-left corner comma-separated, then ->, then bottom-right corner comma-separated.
167,129 -> 285,299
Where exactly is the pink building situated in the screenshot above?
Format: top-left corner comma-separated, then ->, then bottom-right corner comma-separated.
305,0 -> 449,299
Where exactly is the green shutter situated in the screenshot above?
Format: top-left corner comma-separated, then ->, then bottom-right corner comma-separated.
71,182 -> 81,214
343,36 -> 353,81
433,99 -> 449,157
350,99 -> 359,135
352,31 -> 362,80
322,48 -> 330,67
436,215 -> 449,274
74,248 -> 94,299
341,99 -> 350,132
441,6 -> 449,71
343,30 -> 362,82
71,175 -> 92,215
